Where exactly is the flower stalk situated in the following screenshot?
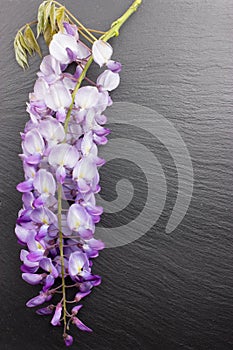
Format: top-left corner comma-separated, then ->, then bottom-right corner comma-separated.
15,0 -> 142,346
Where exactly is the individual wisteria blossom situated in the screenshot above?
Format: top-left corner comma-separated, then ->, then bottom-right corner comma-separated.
14,0 -> 142,346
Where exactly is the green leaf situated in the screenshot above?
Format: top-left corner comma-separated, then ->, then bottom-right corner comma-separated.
37,1 -> 46,37
50,3 -> 57,32
56,6 -> 65,32
24,25 -> 42,57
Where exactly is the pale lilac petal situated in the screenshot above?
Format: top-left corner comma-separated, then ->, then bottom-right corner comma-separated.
63,22 -> 79,39
78,227 -> 93,240
63,75 -> 77,90
48,143 -> 79,168
27,234 -> 45,250
33,169 -> 56,195
45,81 -> 72,111
77,178 -> 90,193
95,114 -> 107,125
40,258 -> 53,272
22,192 -> 34,208
34,78 -> 49,100
25,154 -> 42,165
86,238 -> 105,251
38,117 -> 65,144
22,273 -> 43,285
39,55 -> 61,84
93,134 -> 108,145
92,40 -> 113,67
23,163 -> 36,179
80,131 -> 95,157
73,157 -> 97,182
97,70 -> 120,91
36,223 -> 49,240
95,90 -> 109,114
23,129 -> 45,155
56,107 -> 67,123
49,33 -> 79,64
76,42 -> 90,60
56,165 -> 66,184
106,60 -> 122,73
33,193 -> 50,208
75,86 -> 99,110
68,251 -> 89,276
31,207 -> 57,225
15,225 -> 31,244
74,65 -> 83,79
27,251 -> 44,262
43,274 -> 55,292
67,204 -> 90,232
20,249 -> 39,269
16,179 -> 34,193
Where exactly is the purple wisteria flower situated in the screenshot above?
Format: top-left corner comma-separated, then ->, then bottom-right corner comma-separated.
15,18 -> 122,347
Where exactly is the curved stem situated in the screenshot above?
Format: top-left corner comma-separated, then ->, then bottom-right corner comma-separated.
81,27 -> 106,34
101,0 -> 142,42
17,20 -> 38,33
57,183 -> 67,330
52,0 -> 97,41
78,29 -> 94,44
64,0 -> 142,133
58,0 -> 142,334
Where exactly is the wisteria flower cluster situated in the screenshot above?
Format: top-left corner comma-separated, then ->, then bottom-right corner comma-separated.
14,0 -> 142,346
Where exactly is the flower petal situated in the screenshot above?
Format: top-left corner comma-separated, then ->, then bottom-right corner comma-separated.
92,40 -> 113,67
97,70 -> 120,91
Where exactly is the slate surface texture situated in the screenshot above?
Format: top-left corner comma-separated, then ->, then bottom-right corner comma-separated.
0,0 -> 233,349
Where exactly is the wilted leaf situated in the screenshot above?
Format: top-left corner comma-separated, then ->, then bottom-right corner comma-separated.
18,31 -> 33,56
24,25 -> 42,57
56,6 -> 65,32
14,37 -> 28,69
44,0 -> 52,28
37,1 -> 46,37
50,3 -> 57,32
43,22 -> 55,46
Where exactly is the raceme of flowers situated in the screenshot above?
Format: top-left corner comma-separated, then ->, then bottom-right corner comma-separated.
15,22 -> 121,346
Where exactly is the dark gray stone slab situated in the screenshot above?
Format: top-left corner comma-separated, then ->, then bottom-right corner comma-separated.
0,0 -> 233,349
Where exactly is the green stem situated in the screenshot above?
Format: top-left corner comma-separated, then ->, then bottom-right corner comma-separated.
59,0 -> 142,334
64,0 -> 142,133
57,183 -> 67,330
64,57 -> 93,133
101,0 -> 142,42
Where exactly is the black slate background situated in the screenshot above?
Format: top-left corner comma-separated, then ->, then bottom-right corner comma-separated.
1,0 -> 233,349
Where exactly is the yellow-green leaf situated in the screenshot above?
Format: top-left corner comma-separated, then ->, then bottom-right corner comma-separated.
24,25 -> 42,57
44,0 -> 52,28
14,40 -> 28,69
37,1 -> 46,37
56,6 -> 65,32
50,3 -> 57,32
18,31 -> 33,56
43,23 -> 54,46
